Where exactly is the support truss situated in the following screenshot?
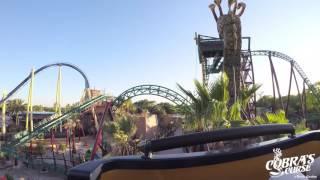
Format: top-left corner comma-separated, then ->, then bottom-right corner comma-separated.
113,85 -> 189,108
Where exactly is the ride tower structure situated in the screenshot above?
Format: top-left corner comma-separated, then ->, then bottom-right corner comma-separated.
196,0 -> 316,121
195,34 -> 255,119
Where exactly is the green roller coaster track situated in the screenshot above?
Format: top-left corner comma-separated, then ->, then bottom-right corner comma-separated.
1,84 -> 189,154
113,84 -> 189,108
1,95 -> 108,154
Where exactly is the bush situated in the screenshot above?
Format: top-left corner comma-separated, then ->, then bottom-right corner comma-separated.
295,120 -> 309,134
59,144 -> 67,152
36,141 -> 46,155
5,174 -> 14,180
85,149 -> 92,161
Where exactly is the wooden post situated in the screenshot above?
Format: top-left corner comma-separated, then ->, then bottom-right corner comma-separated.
65,128 -> 68,147
51,130 -> 57,171
63,153 -> 67,174
72,128 -> 76,154
29,139 -> 33,156
78,153 -> 82,164
78,125 -> 81,142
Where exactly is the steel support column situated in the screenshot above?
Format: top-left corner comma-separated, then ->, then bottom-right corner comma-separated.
268,53 -> 284,110
285,62 -> 294,116
26,68 -> 35,132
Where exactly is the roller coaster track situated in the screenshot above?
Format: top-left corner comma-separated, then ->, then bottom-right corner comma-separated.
0,62 -> 90,105
113,84 -> 190,108
242,50 -> 320,105
2,95 -> 107,153
2,83 -> 189,155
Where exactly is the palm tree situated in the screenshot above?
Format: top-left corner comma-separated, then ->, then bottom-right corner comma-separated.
117,100 -> 136,114
177,73 -> 230,132
238,84 -> 261,122
105,115 -> 138,156
178,73 -> 260,132
6,99 -> 26,113
134,100 -> 156,113
3,99 -> 26,128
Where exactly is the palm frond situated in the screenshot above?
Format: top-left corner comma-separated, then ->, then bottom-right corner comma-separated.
209,72 -> 229,102
177,83 -> 198,103
228,100 -> 242,121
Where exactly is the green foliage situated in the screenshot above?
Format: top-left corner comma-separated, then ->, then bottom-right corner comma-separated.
85,149 -> 92,161
5,174 -> 14,180
177,79 -> 214,131
105,115 -> 138,156
295,120 -> 309,134
211,101 -> 228,128
228,100 -> 242,121
256,81 -> 320,121
105,122 -> 118,135
0,152 -> 5,159
134,99 -> 156,113
113,131 -> 129,143
117,100 -> 137,114
33,105 -> 44,112
305,82 -> 320,112
150,105 -> 166,115
118,116 -> 137,138
177,73 -> 260,132
59,144 -> 67,152
239,84 -> 261,106
256,110 -> 289,124
5,99 -> 26,113
105,116 -> 136,142
157,102 -> 177,114
150,102 -> 177,116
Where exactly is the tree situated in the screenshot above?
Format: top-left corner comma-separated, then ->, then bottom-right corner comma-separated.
178,73 -> 260,132
295,120 -> 309,134
33,105 -> 44,112
152,102 -> 177,115
305,81 -> 320,113
117,100 -> 136,114
5,99 -> 26,114
105,115 -> 138,156
134,99 -> 156,113
239,83 -> 261,120
178,80 -> 216,132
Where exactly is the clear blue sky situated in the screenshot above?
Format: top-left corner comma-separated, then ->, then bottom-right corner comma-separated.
0,0 -> 319,106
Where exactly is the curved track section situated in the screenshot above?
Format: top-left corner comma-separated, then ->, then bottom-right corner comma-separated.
113,84 -> 190,108
3,95 -> 107,152
242,50 -> 320,104
0,62 -> 90,105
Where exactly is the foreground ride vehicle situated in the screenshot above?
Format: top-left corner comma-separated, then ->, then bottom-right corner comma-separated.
67,124 -> 320,180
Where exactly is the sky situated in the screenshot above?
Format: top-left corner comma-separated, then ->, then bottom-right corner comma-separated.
0,0 -> 319,106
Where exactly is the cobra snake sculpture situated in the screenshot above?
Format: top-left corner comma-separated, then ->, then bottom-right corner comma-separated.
209,0 -> 246,105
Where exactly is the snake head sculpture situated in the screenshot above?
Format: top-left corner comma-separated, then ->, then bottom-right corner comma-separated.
209,0 -> 246,22
236,2 -> 246,17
